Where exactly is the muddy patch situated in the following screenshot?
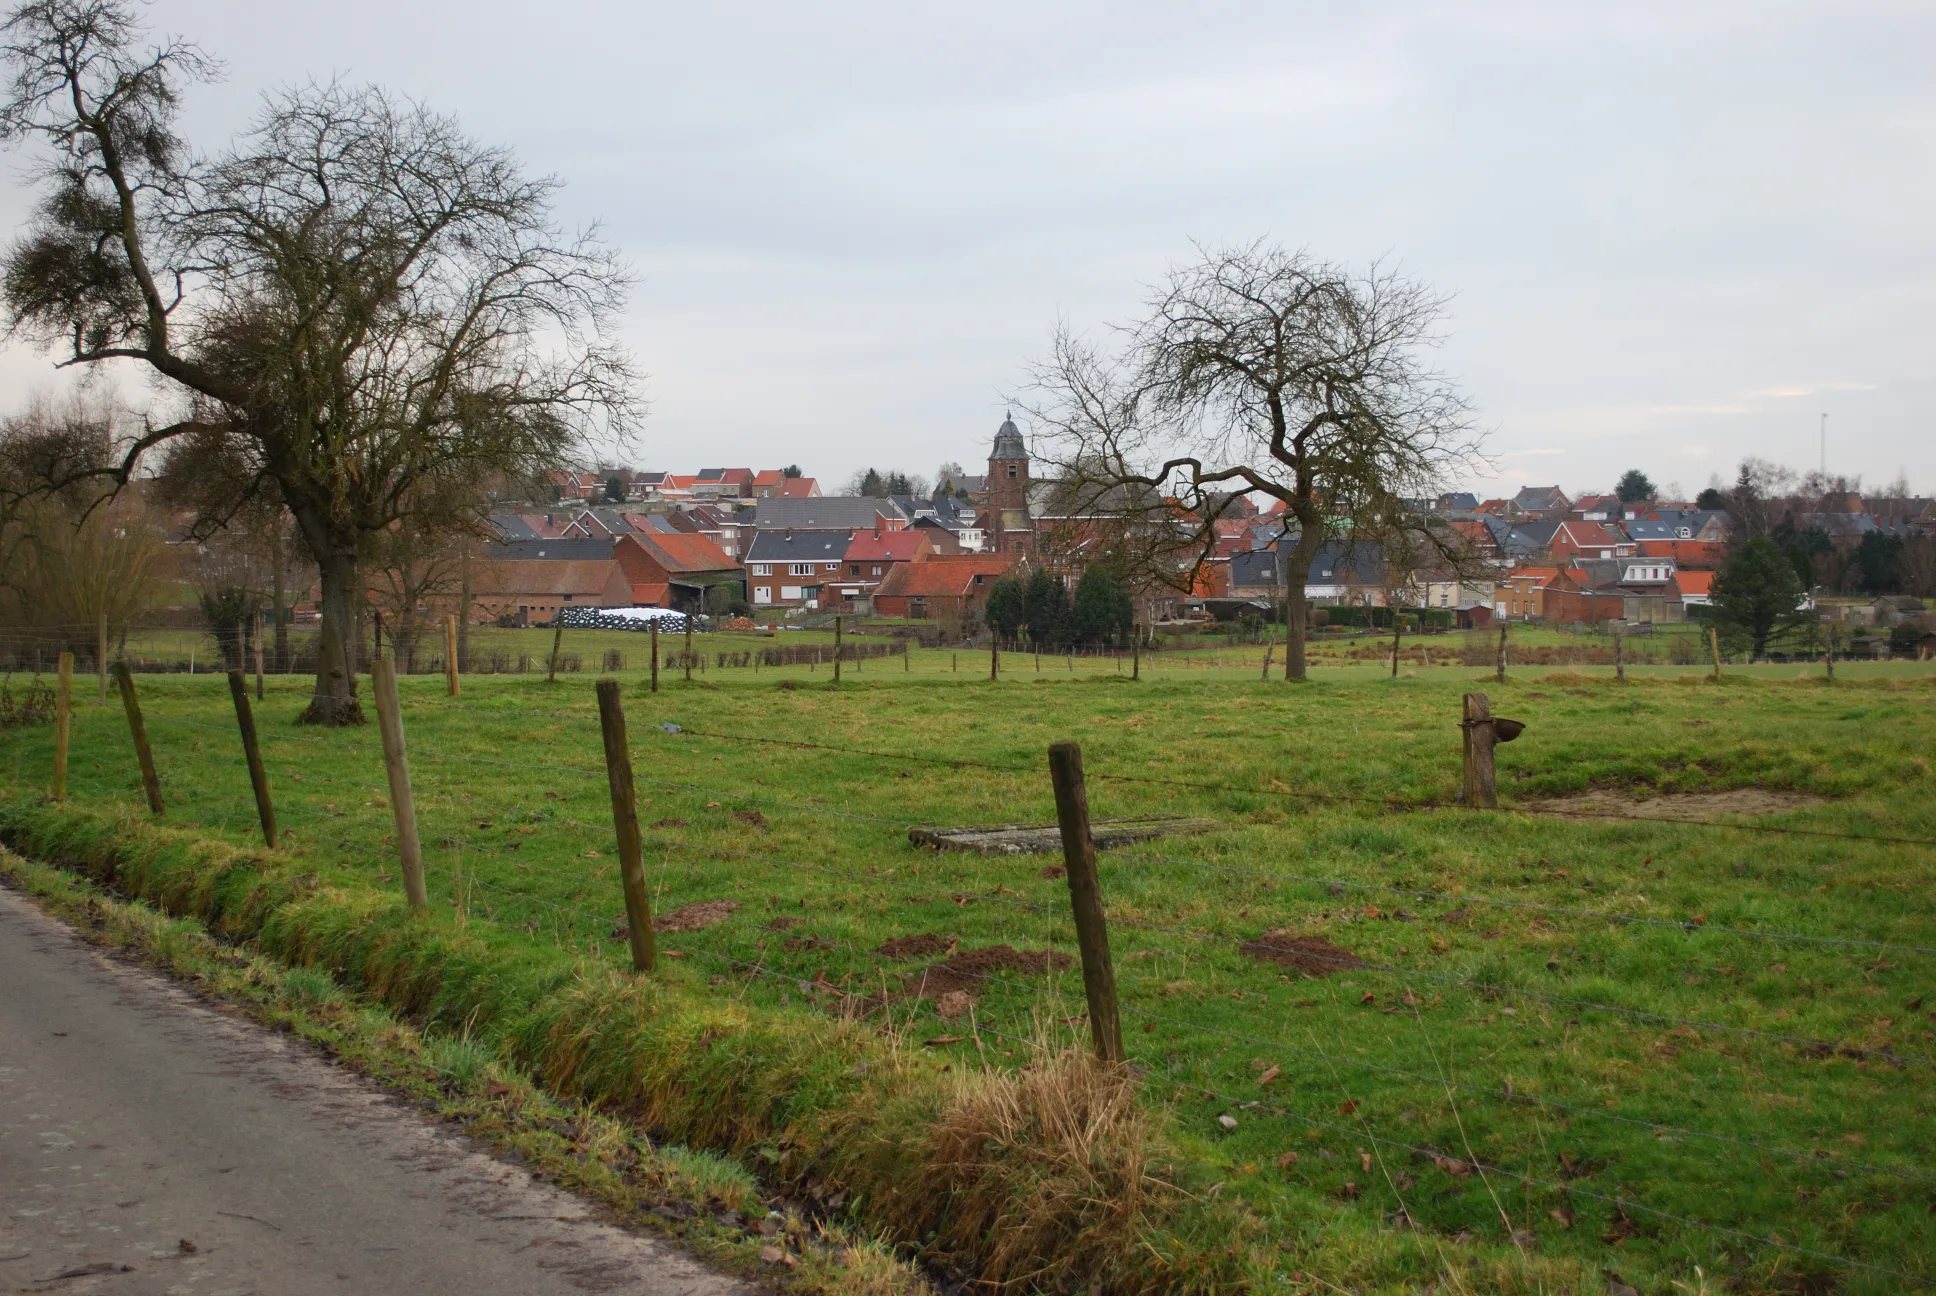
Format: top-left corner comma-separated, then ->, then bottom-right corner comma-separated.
765,916 -> 804,931
655,900 -> 740,932
877,932 -> 958,961
1528,789 -> 1827,820
909,945 -> 1073,1000
1240,930 -> 1363,977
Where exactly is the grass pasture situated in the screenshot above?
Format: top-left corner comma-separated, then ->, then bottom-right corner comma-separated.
3,638 -> 1934,1293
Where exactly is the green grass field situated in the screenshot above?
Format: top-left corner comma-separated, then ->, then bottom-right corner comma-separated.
4,632 -> 1934,1293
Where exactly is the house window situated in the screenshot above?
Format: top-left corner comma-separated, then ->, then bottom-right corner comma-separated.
825,562 -> 838,571
789,562 -> 815,577
780,585 -> 803,600
1005,465 -> 1018,479
871,565 -> 883,576
849,564 -> 861,575
751,563 -> 772,577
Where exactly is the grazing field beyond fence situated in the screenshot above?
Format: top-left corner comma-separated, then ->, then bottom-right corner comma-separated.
2,639 -> 1933,1294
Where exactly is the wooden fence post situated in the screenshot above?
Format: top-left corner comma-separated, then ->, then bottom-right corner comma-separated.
1047,741 -> 1125,1064
1496,622 -> 1508,684
548,611 -> 566,682
227,669 -> 278,848
111,661 -> 164,816
1461,691 -> 1498,809
97,609 -> 108,704
904,640 -> 910,672
1132,628 -> 1140,681
952,651 -> 958,673
990,632 -> 1000,681
833,615 -> 843,684
684,614 -> 694,682
1824,625 -> 1835,683
595,678 -> 656,973
1614,626 -> 1625,683
370,657 -> 428,910
650,620 -> 660,693
53,651 -> 72,802
1709,625 -> 1722,681
444,614 -> 460,697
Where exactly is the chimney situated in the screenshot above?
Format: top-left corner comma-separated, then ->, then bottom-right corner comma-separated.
785,528 -> 792,541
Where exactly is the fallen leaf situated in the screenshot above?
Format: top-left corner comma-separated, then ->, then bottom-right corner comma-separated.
1338,1099 -> 1359,1116
760,1245 -> 785,1265
923,1035 -> 967,1046
662,950 -> 686,959
1360,1151 -> 1372,1172
1256,1065 -> 1281,1086
1549,1207 -> 1574,1229
706,800 -> 722,809
583,850 -> 602,859
1360,992 -> 1376,1005
1277,1150 -> 1299,1168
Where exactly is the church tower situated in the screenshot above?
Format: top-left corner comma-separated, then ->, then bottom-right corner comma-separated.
983,413 -> 1032,555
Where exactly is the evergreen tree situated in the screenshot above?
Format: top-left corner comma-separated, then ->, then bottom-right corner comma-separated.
1851,531 -> 1904,594
1073,566 -> 1132,645
1615,469 -> 1656,503
604,476 -> 626,502
1021,566 -> 1068,647
983,577 -> 1025,639
1695,486 -> 1727,511
859,468 -> 885,498
1712,536 -> 1805,658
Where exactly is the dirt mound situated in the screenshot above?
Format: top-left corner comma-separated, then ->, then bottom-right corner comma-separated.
878,932 -> 958,960
1529,789 -> 1827,820
1240,930 -> 1363,977
766,916 -> 804,931
655,900 -> 740,932
912,945 -> 1073,1000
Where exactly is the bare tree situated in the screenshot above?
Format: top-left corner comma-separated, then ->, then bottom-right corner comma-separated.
0,394 -> 166,693
1025,242 -> 1485,679
1,1 -> 640,722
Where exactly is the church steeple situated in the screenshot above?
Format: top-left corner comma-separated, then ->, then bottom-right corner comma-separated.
983,412 -> 1032,555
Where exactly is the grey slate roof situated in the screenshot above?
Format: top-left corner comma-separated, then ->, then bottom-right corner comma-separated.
744,530 -> 854,564
487,538 -> 616,561
991,413 -> 1026,460
489,512 -> 540,542
1229,542 -> 1387,589
752,497 -> 908,530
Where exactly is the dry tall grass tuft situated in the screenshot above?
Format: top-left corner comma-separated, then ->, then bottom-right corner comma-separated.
879,1046 -> 1235,1293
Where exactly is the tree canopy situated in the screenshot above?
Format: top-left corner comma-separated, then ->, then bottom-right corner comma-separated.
1712,536 -> 1805,658
1615,469 -> 1655,502
0,0 -> 639,722
1026,240 -> 1483,680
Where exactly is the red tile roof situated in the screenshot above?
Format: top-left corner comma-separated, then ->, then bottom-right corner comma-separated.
1674,570 -> 1715,597
630,531 -> 739,573
874,555 -> 1013,598
845,530 -> 930,562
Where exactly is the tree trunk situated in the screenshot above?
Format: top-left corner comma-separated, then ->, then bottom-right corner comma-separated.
297,524 -> 365,725
457,544 -> 472,672
1281,523 -> 1327,681
271,541 -> 289,673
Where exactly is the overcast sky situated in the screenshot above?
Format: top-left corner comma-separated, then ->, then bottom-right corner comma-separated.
2,0 -> 1931,498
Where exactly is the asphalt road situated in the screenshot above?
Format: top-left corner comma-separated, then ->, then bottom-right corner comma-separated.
0,880 -> 751,1296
